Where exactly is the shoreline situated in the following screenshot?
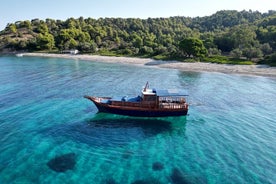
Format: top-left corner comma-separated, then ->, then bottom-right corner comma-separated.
21,53 -> 276,77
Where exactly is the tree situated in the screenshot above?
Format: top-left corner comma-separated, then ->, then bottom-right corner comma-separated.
208,48 -> 221,56
64,38 -> 78,50
19,40 -> 28,49
19,21 -> 32,30
133,35 -> 143,48
242,47 -> 263,60
0,10 -> 275,58
78,41 -> 97,52
35,21 -> 49,34
230,48 -> 243,58
201,32 -> 216,49
140,46 -> 153,55
179,37 -> 207,58
7,23 -> 17,34
229,25 -> 258,49
36,33 -> 55,50
95,36 -> 102,46
265,53 -> 276,66
214,33 -> 235,52
261,43 -> 272,56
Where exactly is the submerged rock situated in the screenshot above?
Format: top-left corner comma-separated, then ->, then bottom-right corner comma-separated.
152,162 -> 164,171
131,179 -> 150,184
170,168 -> 207,184
122,150 -> 134,159
47,153 -> 76,172
105,178 -> 118,184
170,168 -> 191,184
131,178 -> 161,184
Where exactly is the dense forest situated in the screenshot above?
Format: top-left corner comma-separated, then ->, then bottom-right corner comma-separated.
0,10 -> 276,65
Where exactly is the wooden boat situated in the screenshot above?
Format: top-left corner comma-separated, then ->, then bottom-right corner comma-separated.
84,82 -> 189,117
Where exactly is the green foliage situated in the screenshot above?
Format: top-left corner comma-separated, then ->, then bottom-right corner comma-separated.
8,24 -> 17,34
229,25 -> 258,48
97,49 -> 120,56
242,47 -> 263,60
192,10 -> 263,32
17,21 -> 32,29
0,10 -> 276,65
260,43 -> 273,56
208,48 -> 221,56
203,55 -> 254,65
152,55 -> 169,60
133,35 -> 143,48
179,38 -> 207,58
259,53 -> 276,66
78,41 -> 97,53
230,48 -> 243,58
36,33 -> 55,50
202,55 -> 229,63
214,33 -> 235,52
140,46 -> 154,55
36,23 -> 49,34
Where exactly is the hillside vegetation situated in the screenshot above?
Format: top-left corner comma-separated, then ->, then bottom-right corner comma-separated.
0,10 -> 276,65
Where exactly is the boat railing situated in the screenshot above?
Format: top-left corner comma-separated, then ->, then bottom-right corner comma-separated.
159,102 -> 187,109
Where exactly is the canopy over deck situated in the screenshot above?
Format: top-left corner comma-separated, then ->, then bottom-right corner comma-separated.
155,89 -> 188,97
142,88 -> 188,97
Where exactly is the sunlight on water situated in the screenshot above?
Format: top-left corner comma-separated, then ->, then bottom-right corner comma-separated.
0,56 -> 275,183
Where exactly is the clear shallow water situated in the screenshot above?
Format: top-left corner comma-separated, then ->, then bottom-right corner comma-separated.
0,55 -> 275,184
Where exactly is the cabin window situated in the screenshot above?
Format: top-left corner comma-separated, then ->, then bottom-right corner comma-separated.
143,95 -> 157,101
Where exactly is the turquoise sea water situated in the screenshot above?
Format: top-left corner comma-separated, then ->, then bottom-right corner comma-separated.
0,55 -> 275,184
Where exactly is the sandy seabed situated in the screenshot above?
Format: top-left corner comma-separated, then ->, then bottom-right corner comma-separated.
21,53 -> 276,77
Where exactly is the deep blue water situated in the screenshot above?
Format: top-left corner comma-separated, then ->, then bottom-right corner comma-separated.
0,55 -> 275,184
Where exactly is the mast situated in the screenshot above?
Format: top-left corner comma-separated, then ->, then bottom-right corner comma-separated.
143,81 -> 149,92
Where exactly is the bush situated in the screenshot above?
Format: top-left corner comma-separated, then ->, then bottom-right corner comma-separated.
259,53 -> 276,66
202,55 -> 254,65
208,48 -> 221,55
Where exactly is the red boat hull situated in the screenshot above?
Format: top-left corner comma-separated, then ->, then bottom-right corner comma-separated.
85,96 -> 188,117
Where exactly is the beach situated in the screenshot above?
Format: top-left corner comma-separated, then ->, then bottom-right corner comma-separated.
22,53 -> 276,77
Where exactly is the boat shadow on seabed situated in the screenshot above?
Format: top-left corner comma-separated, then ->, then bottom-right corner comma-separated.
86,113 -> 187,137
44,113 -> 187,148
